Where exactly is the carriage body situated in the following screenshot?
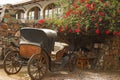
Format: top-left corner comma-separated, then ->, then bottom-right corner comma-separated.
19,27 -> 57,58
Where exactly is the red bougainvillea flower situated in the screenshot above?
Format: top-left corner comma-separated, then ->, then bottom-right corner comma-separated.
63,9 -> 73,18
86,3 -> 91,8
74,29 -> 80,33
86,3 -> 95,11
95,29 -> 100,34
99,17 -> 102,22
73,11 -> 82,14
63,15 -> 67,18
89,7 -> 94,11
59,27 -> 64,32
66,25 -> 69,29
38,19 -> 45,24
69,29 -> 73,32
117,32 -> 120,36
104,2 -> 108,6
105,30 -> 110,35
117,9 -> 120,13
113,31 -> 117,35
66,10 -> 73,17
91,17 -> 95,21
72,4 -> 78,8
98,11 -> 105,16
78,11 -> 82,14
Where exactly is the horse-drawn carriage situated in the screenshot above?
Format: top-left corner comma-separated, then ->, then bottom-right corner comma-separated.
3,27 -> 77,80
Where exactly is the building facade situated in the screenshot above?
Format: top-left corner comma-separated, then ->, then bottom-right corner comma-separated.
13,0 -> 62,24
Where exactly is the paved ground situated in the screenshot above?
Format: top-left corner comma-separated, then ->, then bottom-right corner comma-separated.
43,70 -> 120,80
0,60 -> 120,80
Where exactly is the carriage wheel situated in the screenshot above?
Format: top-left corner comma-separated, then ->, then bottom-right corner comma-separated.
68,54 -> 77,72
28,52 -> 48,80
3,51 -> 23,74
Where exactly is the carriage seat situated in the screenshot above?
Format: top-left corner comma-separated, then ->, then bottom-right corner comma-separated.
51,42 -> 69,61
52,42 -> 68,54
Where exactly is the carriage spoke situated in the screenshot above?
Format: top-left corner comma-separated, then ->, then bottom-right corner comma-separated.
12,67 -> 14,73
8,66 -> 13,72
35,71 -> 41,79
8,65 -> 15,73
14,66 -> 18,72
39,70 -> 43,78
8,66 -> 14,73
30,69 -> 41,79
34,69 -> 44,79
43,59 -> 46,64
40,68 -> 45,75
5,58 -> 11,61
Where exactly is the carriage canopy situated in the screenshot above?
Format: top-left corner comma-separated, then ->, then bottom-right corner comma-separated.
20,27 -> 57,53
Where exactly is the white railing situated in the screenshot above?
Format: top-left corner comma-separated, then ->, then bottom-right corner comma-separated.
17,19 -> 40,24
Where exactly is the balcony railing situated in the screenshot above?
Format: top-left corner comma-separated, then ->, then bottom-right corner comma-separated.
17,19 -> 39,24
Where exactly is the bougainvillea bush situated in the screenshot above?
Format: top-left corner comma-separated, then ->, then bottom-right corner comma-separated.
39,0 -> 120,36
59,0 -> 120,35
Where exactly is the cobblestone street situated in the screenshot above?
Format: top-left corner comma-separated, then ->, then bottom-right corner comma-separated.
0,62 -> 120,80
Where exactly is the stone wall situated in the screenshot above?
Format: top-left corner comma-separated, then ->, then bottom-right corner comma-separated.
102,37 -> 120,70
74,35 -> 120,70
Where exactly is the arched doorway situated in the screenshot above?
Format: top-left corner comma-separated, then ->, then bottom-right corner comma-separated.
27,6 -> 41,20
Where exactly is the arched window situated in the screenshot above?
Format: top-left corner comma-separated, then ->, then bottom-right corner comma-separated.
16,10 -> 25,19
28,6 -> 41,20
44,3 -> 61,19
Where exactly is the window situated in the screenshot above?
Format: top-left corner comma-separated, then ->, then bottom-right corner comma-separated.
29,11 -> 34,20
16,10 -> 25,19
44,3 -> 61,19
